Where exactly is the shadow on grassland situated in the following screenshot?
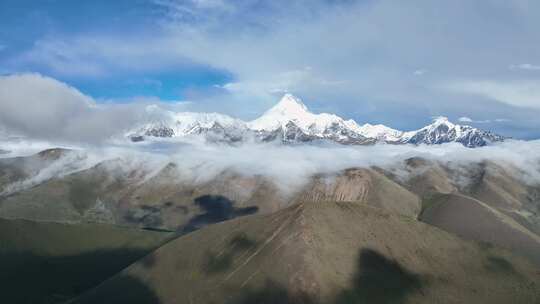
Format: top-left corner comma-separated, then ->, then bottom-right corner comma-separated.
182,195 -> 258,233
0,248 -> 157,304
335,248 -> 424,304
70,275 -> 160,304
10,244 -> 426,303
227,248 -> 425,304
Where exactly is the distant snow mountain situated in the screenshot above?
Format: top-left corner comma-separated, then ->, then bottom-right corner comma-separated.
128,105 -> 248,143
128,94 -> 505,147
355,123 -> 404,142
399,117 -> 505,147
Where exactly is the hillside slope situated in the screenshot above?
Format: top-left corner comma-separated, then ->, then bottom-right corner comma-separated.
73,202 -> 540,304
0,218 -> 172,304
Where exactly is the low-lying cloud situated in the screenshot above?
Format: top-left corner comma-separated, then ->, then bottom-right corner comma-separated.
2,137 -> 540,196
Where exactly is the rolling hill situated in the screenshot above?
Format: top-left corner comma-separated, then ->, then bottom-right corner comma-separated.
72,202 -> 540,304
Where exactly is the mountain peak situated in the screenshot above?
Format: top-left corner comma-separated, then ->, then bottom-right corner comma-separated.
431,116 -> 452,124
248,94 -> 317,131
268,94 -> 310,115
425,116 -> 456,130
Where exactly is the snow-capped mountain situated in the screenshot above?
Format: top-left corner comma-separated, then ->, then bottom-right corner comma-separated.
128,105 -> 248,142
248,94 -> 373,144
355,123 -> 404,142
400,116 -> 505,147
128,94 -> 505,147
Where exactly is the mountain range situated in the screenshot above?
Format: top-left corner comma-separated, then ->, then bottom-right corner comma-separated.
128,94 -> 506,147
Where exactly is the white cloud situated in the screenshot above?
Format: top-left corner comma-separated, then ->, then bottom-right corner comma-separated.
444,80 -> 540,109
221,67 -> 347,100
509,63 -> 540,71
191,0 -> 229,9
153,0 -> 232,18
0,73 -> 172,143
15,35 -> 196,77
3,138 -> 540,196
457,116 -> 492,124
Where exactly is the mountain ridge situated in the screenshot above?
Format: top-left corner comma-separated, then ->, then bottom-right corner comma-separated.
128,94 -> 506,147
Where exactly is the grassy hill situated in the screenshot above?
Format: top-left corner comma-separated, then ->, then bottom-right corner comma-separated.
73,201 -> 540,304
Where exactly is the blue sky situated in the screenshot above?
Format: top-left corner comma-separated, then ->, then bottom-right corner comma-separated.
1,0 -> 540,139
0,0 -> 232,100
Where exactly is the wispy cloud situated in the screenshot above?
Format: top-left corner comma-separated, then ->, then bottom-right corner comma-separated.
457,116 -> 504,124
509,63 -> 540,71
14,36 -> 198,77
444,80 -> 540,110
458,116 -> 473,123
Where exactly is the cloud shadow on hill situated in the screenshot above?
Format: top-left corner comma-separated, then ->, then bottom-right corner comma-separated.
225,248 -> 425,304
181,195 -> 258,233
0,248 -> 158,304
72,275 -> 161,304
335,248 -> 424,304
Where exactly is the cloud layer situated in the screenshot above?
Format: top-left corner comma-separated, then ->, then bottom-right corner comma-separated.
2,137 -> 540,196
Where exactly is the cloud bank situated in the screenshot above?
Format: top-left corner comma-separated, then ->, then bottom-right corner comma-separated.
2,137 -> 540,196
0,73 -> 185,143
